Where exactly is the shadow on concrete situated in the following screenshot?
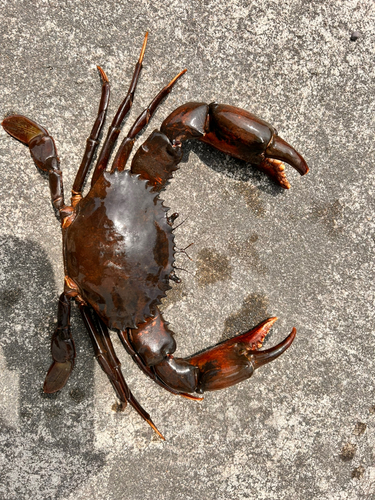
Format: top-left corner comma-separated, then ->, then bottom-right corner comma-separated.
179,140 -> 285,197
0,235 -> 106,500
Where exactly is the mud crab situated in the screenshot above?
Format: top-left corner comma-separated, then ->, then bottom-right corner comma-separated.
2,33 -> 308,439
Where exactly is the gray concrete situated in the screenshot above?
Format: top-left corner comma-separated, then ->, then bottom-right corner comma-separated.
0,1 -> 374,498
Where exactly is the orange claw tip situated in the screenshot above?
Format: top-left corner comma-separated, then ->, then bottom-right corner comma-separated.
235,316 -> 278,349
97,66 -> 109,83
262,316 -> 278,329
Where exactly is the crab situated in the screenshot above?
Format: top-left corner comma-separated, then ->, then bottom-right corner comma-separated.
2,33 -> 308,439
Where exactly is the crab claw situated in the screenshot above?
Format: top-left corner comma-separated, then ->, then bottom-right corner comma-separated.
187,318 -> 296,392
161,102 -> 309,189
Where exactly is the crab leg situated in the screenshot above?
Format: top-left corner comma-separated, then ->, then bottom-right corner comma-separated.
79,304 -> 164,439
127,308 -> 296,395
1,115 -> 73,221
90,32 -> 149,187
110,68 -> 186,172
71,67 -> 110,207
44,293 -> 76,394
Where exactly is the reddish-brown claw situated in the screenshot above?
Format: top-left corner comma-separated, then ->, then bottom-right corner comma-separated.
189,322 -> 297,392
151,316 -> 296,394
127,310 -> 296,397
159,102 -> 309,189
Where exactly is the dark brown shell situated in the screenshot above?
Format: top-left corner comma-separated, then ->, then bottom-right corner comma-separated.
64,170 -> 174,329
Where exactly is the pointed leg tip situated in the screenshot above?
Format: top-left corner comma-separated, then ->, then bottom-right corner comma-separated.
148,419 -> 165,440
167,69 -> 187,89
112,401 -> 127,412
139,32 -> 149,63
97,66 -> 109,83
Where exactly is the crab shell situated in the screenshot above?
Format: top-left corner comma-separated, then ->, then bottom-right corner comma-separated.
64,170 -> 175,329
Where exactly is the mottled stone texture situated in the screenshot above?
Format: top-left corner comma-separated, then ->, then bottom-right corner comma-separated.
1,1 -> 375,499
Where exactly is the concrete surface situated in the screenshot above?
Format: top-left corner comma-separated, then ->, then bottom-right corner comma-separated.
1,1 -> 375,499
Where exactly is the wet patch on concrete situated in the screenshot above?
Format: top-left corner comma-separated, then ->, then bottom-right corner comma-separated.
44,406 -> 62,419
161,281 -> 188,308
40,388 -> 59,400
232,182 -> 266,217
220,293 -> 269,341
69,388 -> 86,404
196,248 -> 232,286
352,465 -> 365,480
309,199 -> 345,236
352,422 -> 367,436
339,442 -> 357,462
228,233 -> 267,275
